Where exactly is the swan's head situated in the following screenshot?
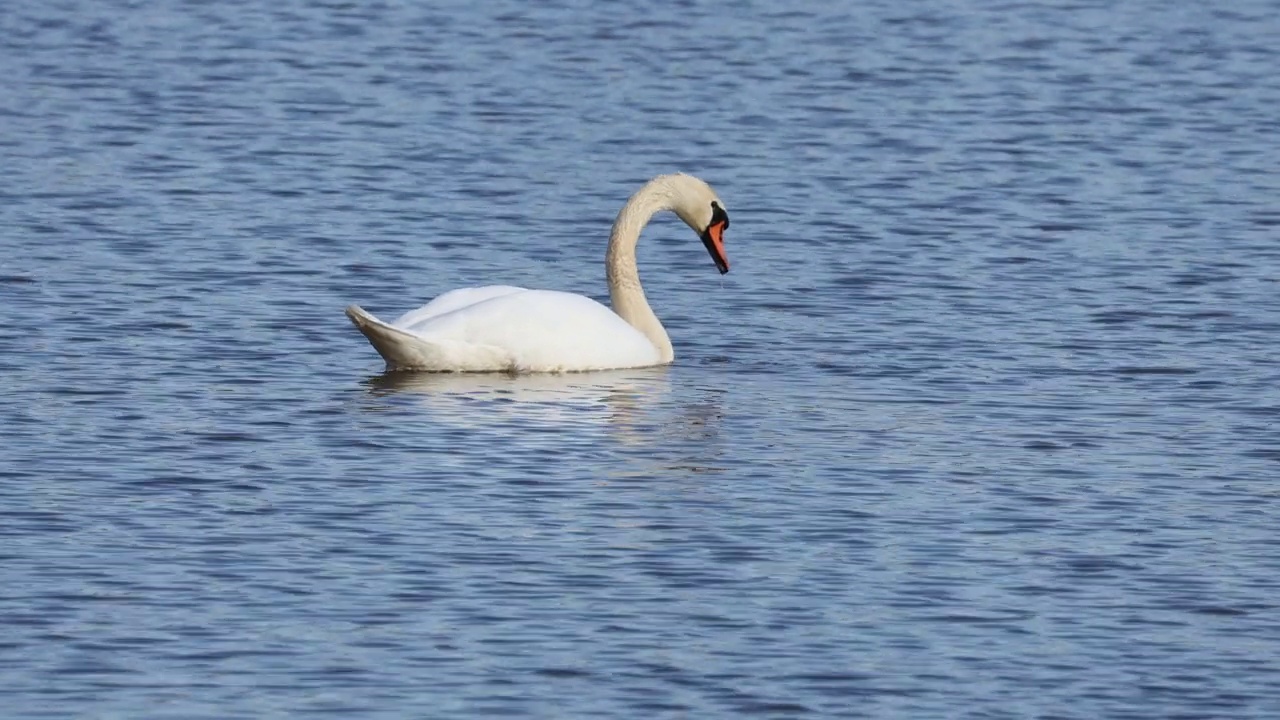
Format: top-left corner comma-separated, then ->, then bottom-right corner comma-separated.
663,174 -> 731,275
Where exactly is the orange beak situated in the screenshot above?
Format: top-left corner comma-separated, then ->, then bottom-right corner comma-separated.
701,219 -> 729,274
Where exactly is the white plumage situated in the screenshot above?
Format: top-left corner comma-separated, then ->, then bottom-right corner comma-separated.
346,173 -> 731,373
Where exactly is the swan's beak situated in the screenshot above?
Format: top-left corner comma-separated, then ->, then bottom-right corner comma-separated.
701,220 -> 730,274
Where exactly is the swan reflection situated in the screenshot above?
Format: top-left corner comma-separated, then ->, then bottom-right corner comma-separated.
360,368 -> 670,436
358,367 -> 728,474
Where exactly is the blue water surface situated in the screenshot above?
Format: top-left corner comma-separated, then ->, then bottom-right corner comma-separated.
2,0 -> 1279,717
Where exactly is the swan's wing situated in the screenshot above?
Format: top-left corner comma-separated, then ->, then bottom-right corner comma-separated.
406,290 -> 662,372
346,305 -> 512,371
392,285 -> 527,328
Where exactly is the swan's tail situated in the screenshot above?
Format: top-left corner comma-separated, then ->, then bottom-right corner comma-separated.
346,305 -> 515,372
345,305 -> 446,371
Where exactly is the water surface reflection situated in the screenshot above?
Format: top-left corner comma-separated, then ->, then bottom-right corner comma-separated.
362,368 -> 668,429
359,368 -> 728,474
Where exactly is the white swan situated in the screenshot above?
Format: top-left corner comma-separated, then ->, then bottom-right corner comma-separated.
345,173 -> 731,372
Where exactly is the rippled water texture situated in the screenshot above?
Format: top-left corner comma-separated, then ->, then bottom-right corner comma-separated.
3,0 -> 1280,717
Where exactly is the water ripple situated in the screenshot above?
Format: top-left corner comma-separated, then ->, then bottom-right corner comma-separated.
2,0 -> 1280,717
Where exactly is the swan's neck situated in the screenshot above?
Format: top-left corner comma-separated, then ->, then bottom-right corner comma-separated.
606,181 -> 676,363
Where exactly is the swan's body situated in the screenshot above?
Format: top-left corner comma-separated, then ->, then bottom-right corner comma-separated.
346,173 -> 730,373
346,287 -> 662,372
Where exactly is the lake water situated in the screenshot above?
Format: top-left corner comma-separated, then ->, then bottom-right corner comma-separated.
3,0 -> 1280,717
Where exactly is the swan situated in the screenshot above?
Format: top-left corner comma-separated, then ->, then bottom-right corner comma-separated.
344,173 -> 731,372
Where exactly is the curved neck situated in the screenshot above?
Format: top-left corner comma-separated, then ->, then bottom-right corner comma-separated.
606,180 -> 677,363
